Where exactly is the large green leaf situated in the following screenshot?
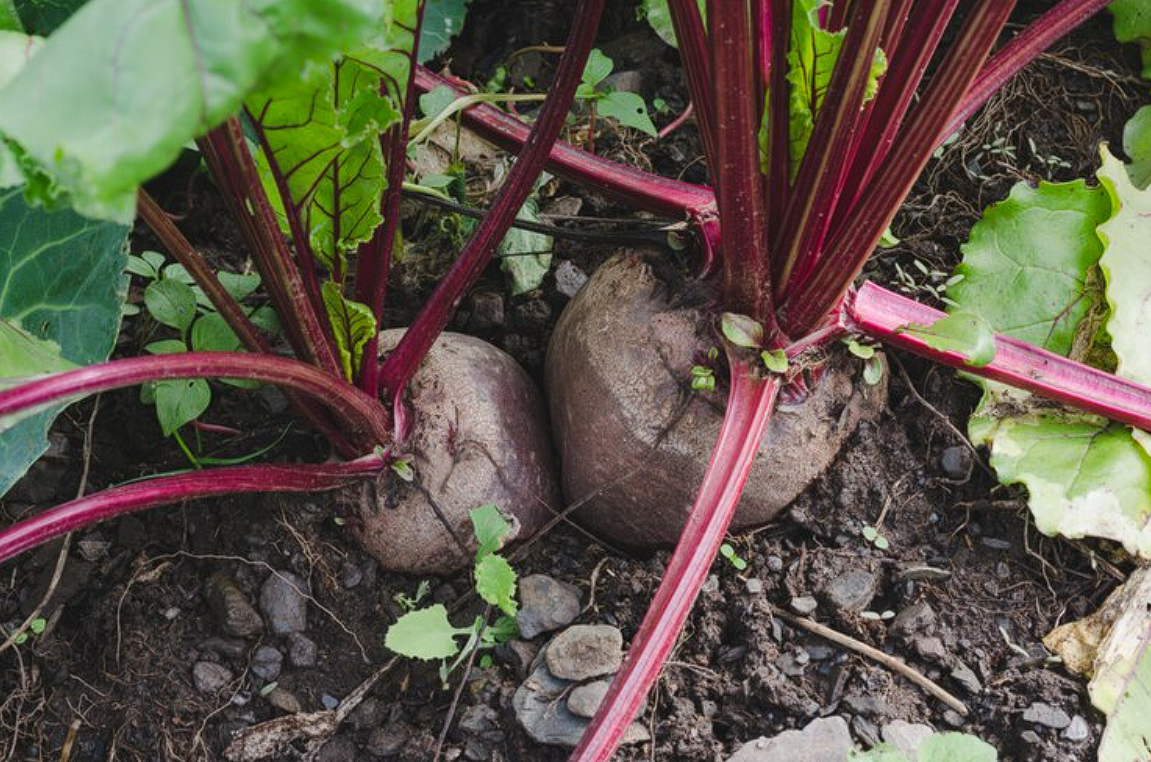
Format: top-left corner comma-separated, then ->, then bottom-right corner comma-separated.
248,0 -> 417,270
639,0 -> 705,48
1111,0 -> 1151,80
384,604 -> 467,660
0,31 -> 41,189
12,0 -> 89,34
0,318 -> 75,387
850,732 -> 998,761
0,186 -> 128,496
499,177 -> 553,296
1124,105 -> 1151,190
320,281 -> 376,381
0,0 -> 382,222
0,1 -> 20,31
419,0 -> 468,63
948,180 -> 1111,354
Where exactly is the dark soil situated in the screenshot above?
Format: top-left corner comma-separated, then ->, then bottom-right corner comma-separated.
1,2 -> 1146,761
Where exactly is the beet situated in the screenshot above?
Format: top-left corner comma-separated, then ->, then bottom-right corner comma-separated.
346,330 -> 559,575
546,251 -> 886,547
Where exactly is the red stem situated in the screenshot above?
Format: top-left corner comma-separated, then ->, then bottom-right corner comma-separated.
779,1 -> 1018,336
667,0 -> 719,174
710,0 -> 775,325
765,0 -> 791,237
847,282 -> 1151,432
570,367 -> 780,760
378,0 -> 607,402
357,0 -> 427,398
137,190 -> 359,456
414,67 -> 716,221
0,354 -> 391,449
0,457 -> 383,566
771,0 -> 890,294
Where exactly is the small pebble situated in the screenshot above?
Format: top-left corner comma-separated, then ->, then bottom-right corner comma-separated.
940,445 -> 972,479
267,687 -> 301,714
1063,715 -> 1089,742
790,596 -> 818,616
981,537 -> 1012,551
287,633 -> 318,667
545,625 -> 624,681
339,561 -> 363,589
1023,701 -> 1072,730
321,693 -> 340,710
942,710 -> 965,728
766,555 -> 784,572
251,645 -> 283,681
192,661 -> 233,694
745,578 -> 764,594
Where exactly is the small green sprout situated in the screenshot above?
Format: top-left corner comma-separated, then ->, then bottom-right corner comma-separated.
719,543 -> 748,571
861,525 -> 890,550
761,349 -> 789,374
691,365 -> 716,392
390,458 -> 415,482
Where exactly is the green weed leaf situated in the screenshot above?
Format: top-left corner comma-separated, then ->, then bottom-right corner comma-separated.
470,503 -> 512,559
384,604 -> 465,661
144,279 -> 196,333
761,349 -> 789,374
475,553 -> 517,617
499,175 -> 553,296
597,91 -> 657,136
155,378 -> 210,436
1123,106 -> 1151,190
419,0 -> 468,63
1110,0 -> 1151,79
721,312 -> 764,349
190,312 -> 242,353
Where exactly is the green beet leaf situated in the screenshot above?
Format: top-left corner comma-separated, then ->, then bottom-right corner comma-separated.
499,175 -> 553,295
419,0 -> 468,63
384,604 -> 466,660
320,282 -> 377,381
475,553 -> 517,618
1111,0 -> 1151,80
0,31 -> 41,189
0,187 -> 128,497
902,311 -> 996,367
0,1 -> 20,32
0,0 -> 382,222
1124,106 -> 1151,190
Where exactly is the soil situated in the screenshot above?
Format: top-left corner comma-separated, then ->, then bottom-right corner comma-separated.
1,2 -> 1147,761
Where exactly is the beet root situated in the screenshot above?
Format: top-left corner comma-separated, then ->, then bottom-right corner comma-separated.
346,330 -> 559,575
545,251 -> 887,547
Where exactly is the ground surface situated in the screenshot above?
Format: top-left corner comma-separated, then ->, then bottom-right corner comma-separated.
1,2 -> 1146,760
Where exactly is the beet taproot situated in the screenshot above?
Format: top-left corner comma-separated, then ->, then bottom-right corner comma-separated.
546,251 -> 886,546
345,330 -> 559,575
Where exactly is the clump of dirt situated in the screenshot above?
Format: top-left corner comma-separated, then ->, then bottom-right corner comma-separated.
0,2 -> 1145,761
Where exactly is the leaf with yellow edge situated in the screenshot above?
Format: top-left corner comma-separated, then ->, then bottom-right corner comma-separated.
320,281 -> 376,381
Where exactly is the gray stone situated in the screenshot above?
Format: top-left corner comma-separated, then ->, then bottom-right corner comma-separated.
726,717 -> 852,762
460,705 -> 499,734
204,572 -> 264,637
898,565 -> 951,582
367,725 -> 408,757
514,663 -> 649,747
822,571 -> 879,614
321,693 -> 339,710
339,560 -> 363,589
940,445 -> 972,479
555,260 -> 590,299
1023,702 -> 1072,730
259,571 -> 308,635
566,679 -> 649,719
942,710 -> 965,728
949,660 -> 983,694
251,645 -> 283,681
766,555 -> 784,572
841,695 -> 888,718
1020,730 -> 1042,745
1063,715 -> 1089,742
913,636 -> 948,663
267,687 -> 301,714
790,596 -> 818,616
981,537 -> 1012,551
603,70 -> 645,95
317,736 -> 357,762
350,696 -> 387,730
891,603 -> 936,639
517,575 -> 582,639
192,661 -> 233,694
287,633 -> 317,667
881,720 -> 935,760
746,578 -> 764,595
852,716 -> 881,747
545,625 -> 623,681
200,637 -> 246,658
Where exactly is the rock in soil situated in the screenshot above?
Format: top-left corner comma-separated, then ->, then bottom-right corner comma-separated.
554,259 -> 589,298
287,632 -> 317,667
546,251 -> 886,546
517,574 -> 582,639
204,572 -> 264,637
939,445 -> 972,479
790,596 -> 818,616
949,660 -> 983,694
881,720 -> 935,759
250,645 -> 282,681
514,663 -> 649,748
1063,715 -> 1090,741
192,661 -> 233,695
266,686 -> 301,714
726,717 -> 852,762
890,602 -> 936,639
344,331 -> 559,575
566,678 -> 650,719
259,571 -> 308,635
820,570 -> 879,614
1023,702 -> 1072,730
545,624 -> 623,681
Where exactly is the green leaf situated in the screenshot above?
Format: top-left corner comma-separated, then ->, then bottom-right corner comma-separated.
971,410 -> 1151,559
639,0 -> 705,48
721,312 -> 764,349
863,356 -> 884,386
248,1 -> 417,270
190,312 -> 241,353
320,281 -> 377,381
126,252 -> 163,279
0,0 -> 382,221
154,378 -> 210,436
902,311 -> 996,367
475,553 -> 518,617
419,84 -> 457,120
144,278 -> 197,332
918,733 -> 998,762
144,339 -> 186,355
217,271 -> 261,302
948,179 -> 1111,354
761,348 -> 789,374
499,175 -> 552,296
27,617 -> 44,633
0,1 -> 21,32
419,0 -> 468,63
0,319 -> 75,388
846,339 -> 875,359
12,0 -> 90,35
470,503 -> 512,559
580,48 -> 613,91
384,604 -> 465,660
1111,0 -> 1151,80
1123,105 -> 1151,190
596,91 -> 657,136
0,31 -> 42,188
0,187 -> 128,496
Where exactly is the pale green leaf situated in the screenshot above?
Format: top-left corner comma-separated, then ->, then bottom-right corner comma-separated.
190,312 -> 241,353
499,176 -> 552,296
470,503 -> 512,559
1123,105 -> 1151,190
902,311 -> 997,367
218,272 -> 261,302
0,0 -> 382,221
144,339 -> 186,355
155,378 -> 210,436
419,84 -> 456,120
475,553 -> 517,617
0,319 -> 75,387
1097,618 -> 1151,761
721,312 -> 764,348
581,48 -> 613,91
639,0 -> 705,48
419,0 -> 467,63
918,733 -> 998,762
0,31 -> 42,188
0,2 -> 20,33
320,281 -> 376,381
1111,0 -> 1151,80
0,186 -> 128,495
597,91 -> 657,136
761,348 -> 788,373
948,179 -> 1111,355
384,604 -> 465,660
144,278 -> 196,333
